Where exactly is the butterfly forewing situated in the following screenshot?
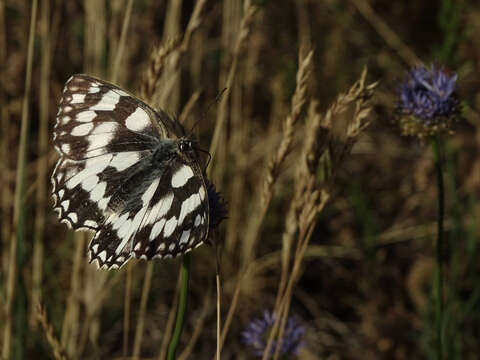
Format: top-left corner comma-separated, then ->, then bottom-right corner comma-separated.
52,74 -> 209,269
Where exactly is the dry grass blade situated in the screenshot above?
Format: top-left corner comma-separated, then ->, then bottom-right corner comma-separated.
132,262 -> 154,359
36,304 -> 69,360
140,35 -> 182,103
31,0 -> 52,329
2,0 -> 37,357
0,0 -> 9,292
157,277 -> 181,360
111,0 -> 134,83
262,67 -> 378,360
150,0 -> 208,107
241,50 -> 314,266
208,4 -> 259,166
262,50 -> 314,205
61,233 -> 85,357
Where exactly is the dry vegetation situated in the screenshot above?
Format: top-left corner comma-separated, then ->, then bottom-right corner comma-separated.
1,1 -> 480,359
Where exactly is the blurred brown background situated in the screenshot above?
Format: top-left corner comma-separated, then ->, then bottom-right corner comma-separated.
1,0 -> 480,359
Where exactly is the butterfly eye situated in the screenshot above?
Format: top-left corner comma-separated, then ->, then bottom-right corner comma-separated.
179,140 -> 193,152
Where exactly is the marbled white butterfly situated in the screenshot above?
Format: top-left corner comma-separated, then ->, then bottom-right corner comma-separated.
52,75 -> 209,270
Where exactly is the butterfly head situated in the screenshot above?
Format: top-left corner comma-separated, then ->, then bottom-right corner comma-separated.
178,138 -> 194,153
177,137 -> 211,170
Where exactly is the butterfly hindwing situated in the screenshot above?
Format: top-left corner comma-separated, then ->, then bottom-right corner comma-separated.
87,159 -> 209,269
52,74 -> 210,269
131,161 -> 209,260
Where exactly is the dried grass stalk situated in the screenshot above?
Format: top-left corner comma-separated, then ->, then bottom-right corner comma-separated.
263,67 -> 378,360
208,4 -> 259,166
241,50 -> 313,265
140,0 -> 207,107
2,1 -> 38,357
111,0 -> 134,83
36,305 -> 69,360
31,0 -> 52,329
140,35 -> 183,104
132,262 -> 154,359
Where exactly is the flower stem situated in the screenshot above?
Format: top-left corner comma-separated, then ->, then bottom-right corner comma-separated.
432,136 -> 444,360
167,253 -> 191,360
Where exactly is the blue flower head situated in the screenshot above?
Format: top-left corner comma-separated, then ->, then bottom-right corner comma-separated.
396,64 -> 459,138
242,310 -> 305,358
205,179 -> 227,230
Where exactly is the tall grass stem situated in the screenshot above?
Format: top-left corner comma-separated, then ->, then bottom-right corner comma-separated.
432,136 -> 445,360
2,0 -> 37,358
167,253 -> 191,360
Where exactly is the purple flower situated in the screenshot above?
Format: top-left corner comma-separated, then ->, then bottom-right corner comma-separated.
205,179 -> 227,229
396,64 -> 460,138
242,310 -> 305,358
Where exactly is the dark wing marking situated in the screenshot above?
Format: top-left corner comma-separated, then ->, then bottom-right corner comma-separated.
131,160 -> 209,260
53,74 -> 162,161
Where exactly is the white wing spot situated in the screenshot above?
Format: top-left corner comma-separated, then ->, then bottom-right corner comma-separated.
58,189 -> 65,199
134,242 -> 141,251
68,212 -> 78,223
98,196 -> 111,211
71,94 -> 86,104
90,181 -> 107,202
84,220 -> 98,228
110,152 -> 141,171
60,115 -> 71,125
91,122 -> 118,135
81,175 -> 99,192
171,165 -> 194,188
60,200 -> 70,211
89,90 -> 120,111
150,218 -> 166,241
141,178 -> 160,204
147,192 -> 174,225
92,244 -> 99,253
157,243 -> 166,251
194,214 -> 201,227
125,108 -> 151,131
61,143 -> 71,154
64,106 -> 72,112
169,243 -> 176,251
87,133 -> 115,152
76,110 -> 97,123
98,250 -> 107,262
71,122 -> 94,136
178,193 -> 201,225
88,86 -> 100,94
199,186 -> 206,201
163,217 -> 177,238
179,229 -> 191,245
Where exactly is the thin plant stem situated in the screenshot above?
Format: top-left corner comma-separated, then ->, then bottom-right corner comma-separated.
132,262 -> 154,359
215,241 -> 221,360
111,0 -> 134,83
123,263 -> 133,356
167,253 -> 192,360
432,136 -> 445,360
2,0 -> 38,357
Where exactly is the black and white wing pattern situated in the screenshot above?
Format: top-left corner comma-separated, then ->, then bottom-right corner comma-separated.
52,74 -> 209,269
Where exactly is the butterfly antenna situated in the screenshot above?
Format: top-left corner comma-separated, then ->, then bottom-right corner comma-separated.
187,88 -> 228,138
195,147 -> 212,170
